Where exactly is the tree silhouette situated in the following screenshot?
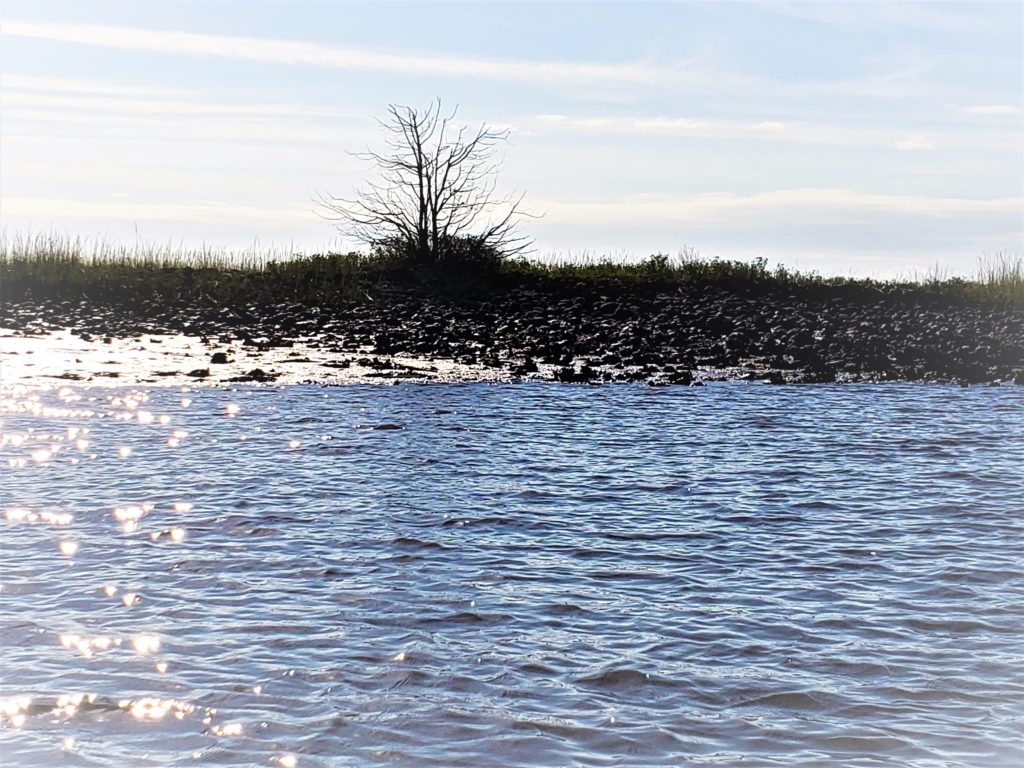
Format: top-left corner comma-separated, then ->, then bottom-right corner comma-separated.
319,100 -> 532,262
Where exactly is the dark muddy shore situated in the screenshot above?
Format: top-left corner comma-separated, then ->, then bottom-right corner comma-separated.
2,279 -> 1023,385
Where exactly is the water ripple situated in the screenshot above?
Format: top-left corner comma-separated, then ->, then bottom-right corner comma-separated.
1,382 -> 1022,766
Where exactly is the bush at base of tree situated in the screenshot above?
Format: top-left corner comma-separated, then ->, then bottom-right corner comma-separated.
371,234 -> 506,272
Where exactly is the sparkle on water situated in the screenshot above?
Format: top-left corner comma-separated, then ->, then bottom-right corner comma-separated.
1,376 -> 1022,767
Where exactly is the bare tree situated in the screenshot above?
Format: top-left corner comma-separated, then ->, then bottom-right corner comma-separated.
318,100 -> 532,262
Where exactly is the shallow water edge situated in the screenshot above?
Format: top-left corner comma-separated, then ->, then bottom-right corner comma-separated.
3,328 -> 1023,388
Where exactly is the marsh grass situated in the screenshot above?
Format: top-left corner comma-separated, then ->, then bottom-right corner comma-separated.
2,233 -> 1021,308
0,233 -> 380,306
973,251 -> 1024,304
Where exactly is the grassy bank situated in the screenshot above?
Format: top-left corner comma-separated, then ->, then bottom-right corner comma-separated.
2,233 -> 1021,308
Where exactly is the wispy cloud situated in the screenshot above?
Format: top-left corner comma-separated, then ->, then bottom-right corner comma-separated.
965,104 -> 1021,116
2,89 -> 363,120
530,189 -> 1023,225
0,75 -> 375,145
1,73 -> 193,98
0,18 -> 956,103
3,196 -> 313,224
534,113 -> 965,151
895,136 -> 935,151
1,19 -> 666,87
759,1 -> 995,33
3,106 -> 353,144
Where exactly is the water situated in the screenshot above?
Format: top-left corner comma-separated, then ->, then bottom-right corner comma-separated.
2,381 -> 1022,767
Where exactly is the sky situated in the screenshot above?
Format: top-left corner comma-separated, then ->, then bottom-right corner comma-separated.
1,0 -> 1021,277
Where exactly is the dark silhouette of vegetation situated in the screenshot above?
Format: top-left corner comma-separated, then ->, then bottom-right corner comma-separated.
2,234 -> 1021,309
317,100 -> 531,264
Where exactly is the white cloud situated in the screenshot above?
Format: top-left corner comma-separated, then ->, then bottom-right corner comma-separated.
0,73 -> 192,98
0,18 -> 966,104
632,117 -> 710,130
2,196 -> 313,224
0,75 -> 378,148
895,136 -> 935,151
1,19 -> 666,87
529,189 -> 1023,226
759,1 -> 994,33
3,107 -> 351,144
533,113 -> 947,150
751,121 -> 786,131
965,105 -> 1021,116
1,89 -> 362,120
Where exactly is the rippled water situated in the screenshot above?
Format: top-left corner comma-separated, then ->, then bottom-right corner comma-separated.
2,381 -> 1023,767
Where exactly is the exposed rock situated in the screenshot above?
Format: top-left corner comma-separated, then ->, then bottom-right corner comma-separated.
2,279 -> 1021,385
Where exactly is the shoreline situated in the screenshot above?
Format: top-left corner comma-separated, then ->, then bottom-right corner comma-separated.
3,277 -> 1022,385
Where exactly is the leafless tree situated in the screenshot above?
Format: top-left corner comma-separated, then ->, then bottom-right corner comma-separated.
318,100 -> 533,262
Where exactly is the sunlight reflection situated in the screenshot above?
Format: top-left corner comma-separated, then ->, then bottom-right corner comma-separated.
168,429 -> 188,448
172,502 -> 194,513
31,447 -> 53,463
149,526 -> 187,542
0,696 -> 32,727
53,693 -> 94,719
120,697 -> 194,721
5,508 -> 73,526
59,633 -> 120,657
45,511 -> 73,525
59,540 -> 79,557
131,634 -> 161,654
113,504 -> 149,533
211,722 -> 244,736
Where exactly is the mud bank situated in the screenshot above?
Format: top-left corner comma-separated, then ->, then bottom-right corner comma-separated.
2,280 -> 1022,385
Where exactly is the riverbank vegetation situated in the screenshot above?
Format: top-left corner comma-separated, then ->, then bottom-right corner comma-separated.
2,233 -> 1021,308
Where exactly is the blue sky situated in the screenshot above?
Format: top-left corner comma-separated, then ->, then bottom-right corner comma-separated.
1,0 -> 1021,276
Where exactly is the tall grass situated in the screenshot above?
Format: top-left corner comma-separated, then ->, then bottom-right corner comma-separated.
973,250 -> 1024,303
0,232 -> 377,305
1,233 -> 1021,307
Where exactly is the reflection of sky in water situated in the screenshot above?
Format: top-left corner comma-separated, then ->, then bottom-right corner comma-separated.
1,377 -> 1022,767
